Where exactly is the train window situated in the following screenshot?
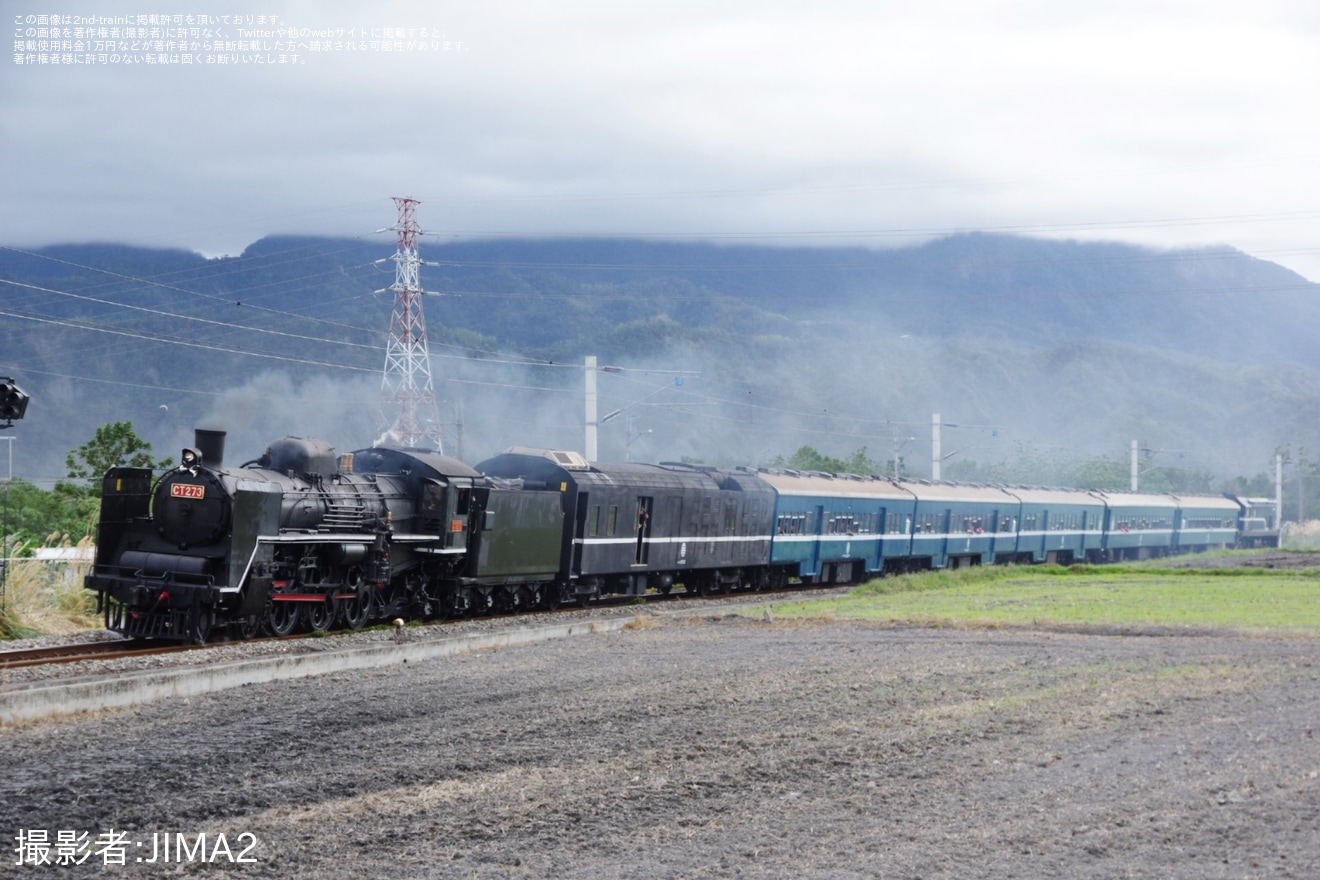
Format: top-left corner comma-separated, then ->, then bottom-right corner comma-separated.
607,506 -> 618,536
588,505 -> 601,537
724,502 -> 737,534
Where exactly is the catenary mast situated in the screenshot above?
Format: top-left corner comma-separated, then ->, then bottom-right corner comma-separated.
375,197 -> 443,452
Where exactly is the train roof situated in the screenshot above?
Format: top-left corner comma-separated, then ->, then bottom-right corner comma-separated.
753,470 -> 914,500
1170,493 -> 1243,511
891,480 -> 1023,504
1086,490 -> 1178,507
351,446 -> 481,480
478,449 -> 769,494
999,485 -> 1107,507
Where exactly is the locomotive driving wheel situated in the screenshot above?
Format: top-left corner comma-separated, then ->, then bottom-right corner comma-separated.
340,580 -> 371,631
265,600 -> 299,637
302,599 -> 335,632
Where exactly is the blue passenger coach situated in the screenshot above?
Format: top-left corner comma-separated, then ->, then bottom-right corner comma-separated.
754,471 -> 916,583
1172,494 -> 1241,553
1004,486 -> 1106,565
1091,490 -> 1179,561
894,480 -> 1018,570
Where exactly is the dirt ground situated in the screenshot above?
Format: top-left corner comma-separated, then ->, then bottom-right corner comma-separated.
1155,550 -> 1320,571
2,594 -> 1319,879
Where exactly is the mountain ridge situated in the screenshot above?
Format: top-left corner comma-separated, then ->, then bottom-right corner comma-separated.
2,232 -> 1317,487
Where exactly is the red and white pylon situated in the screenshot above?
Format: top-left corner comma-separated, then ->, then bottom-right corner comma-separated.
375,196 -> 443,451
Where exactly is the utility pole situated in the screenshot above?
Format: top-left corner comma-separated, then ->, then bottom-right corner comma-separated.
931,413 -> 942,481
585,358 -> 698,461
585,355 -> 600,460
1,436 -> 12,609
375,197 -> 443,452
1276,453 -> 1284,529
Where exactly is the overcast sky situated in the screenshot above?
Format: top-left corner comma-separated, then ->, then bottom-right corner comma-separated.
5,0 -> 1319,279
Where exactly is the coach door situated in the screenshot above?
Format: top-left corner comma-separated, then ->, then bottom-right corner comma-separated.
573,492 -> 590,575
634,496 -> 654,564
810,504 -> 825,576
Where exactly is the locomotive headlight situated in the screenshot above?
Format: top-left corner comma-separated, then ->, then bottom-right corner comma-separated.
181,447 -> 201,467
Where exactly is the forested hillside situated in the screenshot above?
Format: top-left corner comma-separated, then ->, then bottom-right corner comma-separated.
3,233 -> 1318,494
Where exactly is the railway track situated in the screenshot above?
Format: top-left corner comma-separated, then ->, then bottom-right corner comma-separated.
0,639 -> 206,671
2,583 -> 842,675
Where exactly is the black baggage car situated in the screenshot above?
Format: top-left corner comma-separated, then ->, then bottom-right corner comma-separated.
477,448 -> 781,600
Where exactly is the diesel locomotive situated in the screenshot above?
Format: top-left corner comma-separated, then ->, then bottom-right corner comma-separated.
85,428 -> 1274,643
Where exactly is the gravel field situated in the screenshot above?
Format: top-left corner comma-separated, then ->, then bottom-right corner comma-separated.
0,590 -> 839,689
3,558 -> 1319,878
3,611 -> 1319,878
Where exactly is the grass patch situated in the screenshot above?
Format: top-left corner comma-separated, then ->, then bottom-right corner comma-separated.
764,563 -> 1320,632
1,536 -> 98,638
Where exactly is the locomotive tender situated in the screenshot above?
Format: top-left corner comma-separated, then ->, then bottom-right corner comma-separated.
85,428 -> 1273,643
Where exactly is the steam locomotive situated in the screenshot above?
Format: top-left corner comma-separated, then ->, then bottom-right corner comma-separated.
85,428 -> 1277,643
86,429 -> 565,642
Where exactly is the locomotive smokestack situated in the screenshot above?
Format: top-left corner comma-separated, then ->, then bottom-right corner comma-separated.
195,428 -> 226,468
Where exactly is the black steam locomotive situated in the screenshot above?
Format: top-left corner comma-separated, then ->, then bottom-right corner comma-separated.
85,429 -> 778,642
86,430 -> 567,642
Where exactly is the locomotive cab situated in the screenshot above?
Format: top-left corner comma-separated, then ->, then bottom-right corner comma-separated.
418,478 -> 472,550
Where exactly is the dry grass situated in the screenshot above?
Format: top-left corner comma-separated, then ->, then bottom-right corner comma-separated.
1282,519 -> 1320,550
1,535 -> 98,637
